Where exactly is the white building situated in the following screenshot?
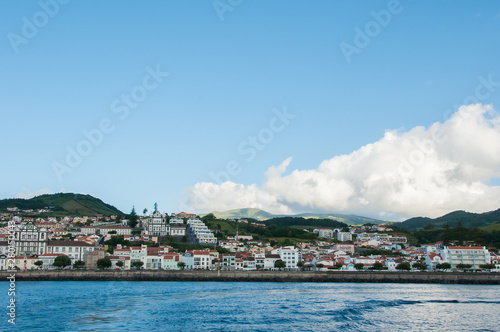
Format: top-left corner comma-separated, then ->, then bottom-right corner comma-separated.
337,232 -> 352,242
276,247 -> 302,269
15,222 -> 49,256
99,226 -> 131,236
441,246 -> 491,270
170,225 -> 186,237
186,218 -> 217,245
314,228 -> 334,239
143,211 -> 170,236
46,240 -> 97,262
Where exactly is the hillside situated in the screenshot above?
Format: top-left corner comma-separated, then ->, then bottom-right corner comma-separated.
210,208 -> 382,225
399,208 -> 500,230
0,193 -> 123,216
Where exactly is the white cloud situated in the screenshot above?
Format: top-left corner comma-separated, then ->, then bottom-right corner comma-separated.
185,104 -> 500,220
16,188 -> 54,199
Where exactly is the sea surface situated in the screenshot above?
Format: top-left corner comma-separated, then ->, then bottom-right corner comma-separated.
1,281 -> 499,331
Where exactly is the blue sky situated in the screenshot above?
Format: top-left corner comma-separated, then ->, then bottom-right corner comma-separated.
1,1 -> 500,220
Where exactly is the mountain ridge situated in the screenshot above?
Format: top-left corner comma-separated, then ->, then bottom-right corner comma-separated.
210,208 -> 384,225
398,208 -> 500,230
0,193 -> 123,216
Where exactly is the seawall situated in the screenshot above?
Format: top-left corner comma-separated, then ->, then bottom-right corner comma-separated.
2,270 -> 500,284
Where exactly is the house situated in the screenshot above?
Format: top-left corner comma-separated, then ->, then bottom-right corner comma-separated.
14,222 -> 49,256
162,253 -> 182,270
80,226 -> 96,235
99,226 -> 131,236
221,253 -> 236,271
39,253 -> 66,270
143,211 -> 170,236
11,256 -> 39,270
314,228 -> 334,239
170,225 -> 186,237
84,249 -> 106,269
337,232 -> 352,242
333,243 -> 355,254
425,252 -> 444,271
264,254 -> 281,270
46,240 -> 97,263
272,247 -> 302,269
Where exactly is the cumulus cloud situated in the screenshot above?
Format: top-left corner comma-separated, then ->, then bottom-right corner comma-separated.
185,104 -> 500,220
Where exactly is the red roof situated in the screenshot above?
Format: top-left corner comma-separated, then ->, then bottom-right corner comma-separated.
448,246 -> 484,250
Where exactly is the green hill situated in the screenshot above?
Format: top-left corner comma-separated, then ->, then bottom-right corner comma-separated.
399,208 -> 500,230
210,208 -> 382,225
0,193 -> 123,216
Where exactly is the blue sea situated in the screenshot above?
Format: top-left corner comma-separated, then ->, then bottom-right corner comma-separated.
1,281 -> 499,331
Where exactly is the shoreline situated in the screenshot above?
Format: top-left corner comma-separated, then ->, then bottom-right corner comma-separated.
2,270 -> 500,284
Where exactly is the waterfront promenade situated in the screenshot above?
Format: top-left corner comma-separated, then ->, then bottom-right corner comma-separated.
2,270 -> 499,284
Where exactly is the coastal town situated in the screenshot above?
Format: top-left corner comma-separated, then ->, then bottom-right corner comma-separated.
1,205 -> 499,274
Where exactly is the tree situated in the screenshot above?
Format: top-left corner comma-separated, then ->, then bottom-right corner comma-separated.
372,262 -> 384,270
297,261 -> 304,270
116,261 -> 124,269
34,260 -> 43,269
128,206 -> 138,228
274,260 -> 286,270
412,261 -> 428,271
97,258 -> 112,270
73,260 -> 85,269
177,262 -> 186,270
436,262 -> 451,271
479,264 -> 495,270
456,263 -> 472,271
53,255 -> 71,269
354,263 -> 365,270
316,263 -> 324,269
334,263 -> 344,270
143,208 -> 148,216
181,236 -> 188,243
201,213 -> 216,222
396,262 -> 411,271
132,261 -> 144,269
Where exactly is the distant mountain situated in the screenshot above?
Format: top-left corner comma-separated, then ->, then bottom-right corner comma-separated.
399,208 -> 500,230
0,193 -> 123,216
210,208 -> 383,225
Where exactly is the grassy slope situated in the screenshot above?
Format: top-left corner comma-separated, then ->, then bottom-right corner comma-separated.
0,193 -> 122,216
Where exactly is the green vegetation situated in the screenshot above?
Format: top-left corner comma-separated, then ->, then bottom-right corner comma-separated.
73,260 -> 85,269
479,222 -> 500,232
204,218 -> 320,244
116,261 -> 124,268
132,261 -> 144,269
210,208 -> 383,225
354,263 -> 364,270
34,260 -> 43,269
53,255 -> 71,269
128,207 -> 138,228
97,258 -> 112,269
274,260 -> 286,270
396,262 -> 411,271
436,262 -> 451,271
400,222 -> 500,248
399,208 -> 500,230
0,193 -> 123,216
262,217 -> 348,229
456,263 -> 473,271
177,262 -> 185,270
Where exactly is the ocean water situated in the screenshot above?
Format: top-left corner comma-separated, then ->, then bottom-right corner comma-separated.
1,281 -> 499,331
